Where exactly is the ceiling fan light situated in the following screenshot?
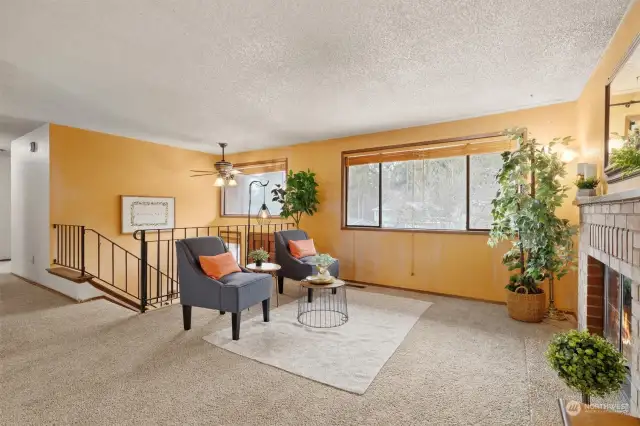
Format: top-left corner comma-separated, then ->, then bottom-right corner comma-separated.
213,176 -> 225,187
228,177 -> 238,186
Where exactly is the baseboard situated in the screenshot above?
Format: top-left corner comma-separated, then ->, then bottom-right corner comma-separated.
346,279 -> 507,305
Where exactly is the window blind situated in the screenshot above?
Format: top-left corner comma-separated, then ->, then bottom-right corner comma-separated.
235,158 -> 287,174
344,135 -> 516,166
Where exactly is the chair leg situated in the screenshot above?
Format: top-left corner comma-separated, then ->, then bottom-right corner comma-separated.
307,288 -> 313,303
231,312 -> 241,340
278,276 -> 284,294
220,311 -> 226,315
262,298 -> 270,322
182,305 -> 192,330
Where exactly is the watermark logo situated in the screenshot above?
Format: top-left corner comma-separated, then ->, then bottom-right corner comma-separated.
566,400 -> 582,416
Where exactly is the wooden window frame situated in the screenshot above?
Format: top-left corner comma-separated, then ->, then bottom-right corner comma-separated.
341,132 -> 511,234
220,158 -> 288,218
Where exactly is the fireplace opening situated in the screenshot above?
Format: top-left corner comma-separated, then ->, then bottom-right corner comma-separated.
604,265 -> 633,405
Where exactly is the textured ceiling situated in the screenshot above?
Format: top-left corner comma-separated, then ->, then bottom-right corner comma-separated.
0,0 -> 633,154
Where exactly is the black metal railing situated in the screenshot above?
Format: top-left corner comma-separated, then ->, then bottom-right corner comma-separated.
53,224 -> 86,275
133,223 -> 295,311
53,223 -> 295,313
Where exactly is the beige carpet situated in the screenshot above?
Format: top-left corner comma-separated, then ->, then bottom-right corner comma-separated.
0,271 -> 607,425
204,291 -> 431,394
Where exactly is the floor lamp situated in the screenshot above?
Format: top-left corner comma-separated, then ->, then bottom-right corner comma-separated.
246,180 -> 270,264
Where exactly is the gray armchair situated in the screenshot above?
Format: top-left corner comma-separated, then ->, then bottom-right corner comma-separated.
274,229 -> 340,296
176,236 -> 272,340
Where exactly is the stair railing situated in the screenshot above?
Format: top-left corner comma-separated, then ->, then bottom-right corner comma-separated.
53,222 -> 295,312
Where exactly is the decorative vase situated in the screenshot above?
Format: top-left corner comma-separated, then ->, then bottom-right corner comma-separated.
317,265 -> 330,277
505,288 -> 546,323
255,259 -> 263,267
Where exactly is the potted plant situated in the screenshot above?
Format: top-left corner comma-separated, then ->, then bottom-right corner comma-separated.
546,329 -> 626,405
271,170 -> 319,228
574,176 -> 599,197
488,129 -> 576,322
310,253 -> 335,277
610,129 -> 640,177
248,248 -> 269,267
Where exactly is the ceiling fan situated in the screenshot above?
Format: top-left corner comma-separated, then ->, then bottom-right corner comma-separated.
190,143 -> 242,187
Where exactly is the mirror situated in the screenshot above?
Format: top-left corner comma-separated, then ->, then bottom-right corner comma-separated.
605,35 -> 640,173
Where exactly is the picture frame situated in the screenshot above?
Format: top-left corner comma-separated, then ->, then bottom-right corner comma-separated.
121,196 -> 175,234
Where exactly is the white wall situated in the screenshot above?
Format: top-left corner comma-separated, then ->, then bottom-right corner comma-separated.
11,124 -> 101,300
0,153 -> 10,260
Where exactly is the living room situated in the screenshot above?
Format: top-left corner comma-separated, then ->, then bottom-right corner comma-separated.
2,1 -> 640,425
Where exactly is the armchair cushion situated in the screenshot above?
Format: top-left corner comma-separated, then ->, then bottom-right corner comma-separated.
289,239 -> 317,258
199,253 -> 241,280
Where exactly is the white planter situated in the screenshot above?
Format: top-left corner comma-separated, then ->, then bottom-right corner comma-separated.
577,188 -> 596,197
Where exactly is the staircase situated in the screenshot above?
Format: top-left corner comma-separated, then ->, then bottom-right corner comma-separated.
50,223 -> 294,312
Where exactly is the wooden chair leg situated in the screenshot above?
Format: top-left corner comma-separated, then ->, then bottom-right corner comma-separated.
278,276 -> 284,294
262,298 -> 270,322
182,305 -> 192,330
231,312 -> 241,340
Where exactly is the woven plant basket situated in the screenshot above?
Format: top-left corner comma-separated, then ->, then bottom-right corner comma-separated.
505,287 -> 546,323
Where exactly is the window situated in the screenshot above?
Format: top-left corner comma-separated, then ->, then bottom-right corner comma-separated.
343,134 -> 511,231
222,159 -> 287,216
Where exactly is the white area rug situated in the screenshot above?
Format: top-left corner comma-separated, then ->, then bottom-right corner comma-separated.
203,289 -> 432,394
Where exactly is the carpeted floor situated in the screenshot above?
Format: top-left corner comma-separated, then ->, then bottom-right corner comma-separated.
0,272 -> 592,425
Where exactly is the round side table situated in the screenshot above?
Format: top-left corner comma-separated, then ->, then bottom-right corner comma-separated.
297,279 -> 348,328
246,263 -> 281,306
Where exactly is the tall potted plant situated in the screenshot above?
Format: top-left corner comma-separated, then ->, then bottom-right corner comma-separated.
271,169 -> 319,228
488,129 -> 576,322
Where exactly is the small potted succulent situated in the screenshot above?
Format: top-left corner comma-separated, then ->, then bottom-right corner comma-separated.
546,329 -> 626,405
248,248 -> 269,267
311,253 -> 335,277
574,176 -> 599,197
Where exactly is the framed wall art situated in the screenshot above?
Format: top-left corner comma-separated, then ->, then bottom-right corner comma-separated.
121,196 -> 175,234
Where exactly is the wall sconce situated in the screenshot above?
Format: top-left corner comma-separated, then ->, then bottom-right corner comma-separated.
560,148 -> 577,163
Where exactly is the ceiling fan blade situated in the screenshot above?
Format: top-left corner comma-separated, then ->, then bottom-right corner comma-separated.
230,169 -> 243,175
190,173 -> 215,177
190,169 -> 215,173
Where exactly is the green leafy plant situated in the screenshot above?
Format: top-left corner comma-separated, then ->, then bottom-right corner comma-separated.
310,253 -> 335,267
546,329 -> 626,403
271,170 -> 319,228
573,176 -> 599,189
488,129 -> 577,294
248,248 -> 269,263
610,130 -> 640,176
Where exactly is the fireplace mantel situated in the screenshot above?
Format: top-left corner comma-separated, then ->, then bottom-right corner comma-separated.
576,188 -> 640,206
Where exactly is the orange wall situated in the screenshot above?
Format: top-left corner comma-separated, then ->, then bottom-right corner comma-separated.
49,124 -> 219,258
221,102 -> 579,310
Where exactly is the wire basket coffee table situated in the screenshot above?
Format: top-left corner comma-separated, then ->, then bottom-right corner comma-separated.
297,278 -> 348,328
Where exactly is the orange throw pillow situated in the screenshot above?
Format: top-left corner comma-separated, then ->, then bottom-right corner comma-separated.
199,253 -> 241,280
289,239 -> 317,259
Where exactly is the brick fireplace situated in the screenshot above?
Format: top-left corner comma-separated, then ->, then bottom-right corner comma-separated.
577,189 -> 640,415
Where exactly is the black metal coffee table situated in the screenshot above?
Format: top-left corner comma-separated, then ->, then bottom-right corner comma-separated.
297,279 -> 348,328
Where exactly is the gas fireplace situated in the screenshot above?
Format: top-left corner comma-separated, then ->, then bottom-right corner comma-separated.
604,266 -> 633,362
